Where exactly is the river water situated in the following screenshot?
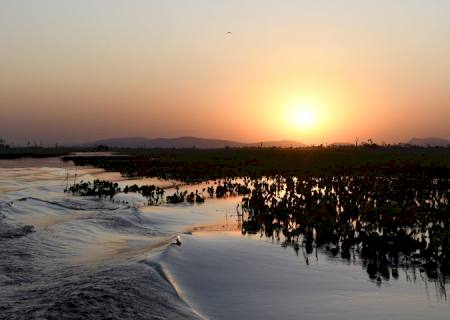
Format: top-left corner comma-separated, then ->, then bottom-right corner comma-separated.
0,158 -> 448,319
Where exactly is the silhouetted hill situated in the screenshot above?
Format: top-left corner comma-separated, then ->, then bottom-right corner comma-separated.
408,137 -> 450,147
85,136 -> 305,149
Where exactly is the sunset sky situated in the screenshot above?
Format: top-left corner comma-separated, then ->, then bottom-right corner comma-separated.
1,0 -> 450,145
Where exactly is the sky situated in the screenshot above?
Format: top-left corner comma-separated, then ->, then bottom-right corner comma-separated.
1,0 -> 450,146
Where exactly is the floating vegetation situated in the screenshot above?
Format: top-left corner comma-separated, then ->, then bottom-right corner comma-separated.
66,180 -> 121,199
66,179 -> 248,205
66,179 -> 165,205
123,184 -> 165,205
63,146 -> 450,182
240,171 -> 450,281
64,147 -> 450,283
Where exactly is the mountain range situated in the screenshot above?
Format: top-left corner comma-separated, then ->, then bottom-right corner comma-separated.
86,136 -> 306,149
407,137 -> 450,147
83,136 -> 450,149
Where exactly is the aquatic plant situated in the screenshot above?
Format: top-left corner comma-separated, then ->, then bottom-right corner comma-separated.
64,147 -> 450,282
63,146 -> 450,182
240,169 -> 450,278
66,180 -> 165,205
66,179 -> 120,199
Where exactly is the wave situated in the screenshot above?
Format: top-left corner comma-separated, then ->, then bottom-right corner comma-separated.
15,196 -> 124,211
0,199 -> 201,320
0,258 -> 201,320
0,164 -> 222,319
0,222 -> 34,240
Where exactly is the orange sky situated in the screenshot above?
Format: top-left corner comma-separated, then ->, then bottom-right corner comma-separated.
1,1 -> 449,145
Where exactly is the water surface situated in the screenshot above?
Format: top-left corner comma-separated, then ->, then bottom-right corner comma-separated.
0,158 -> 448,319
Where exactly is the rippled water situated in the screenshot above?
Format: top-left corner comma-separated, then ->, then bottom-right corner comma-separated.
0,158 -> 234,319
0,158 -> 448,320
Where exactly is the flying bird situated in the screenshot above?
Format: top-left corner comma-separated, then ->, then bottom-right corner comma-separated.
227,31 -> 232,35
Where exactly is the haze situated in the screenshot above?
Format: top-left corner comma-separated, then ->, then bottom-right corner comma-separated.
1,0 -> 450,145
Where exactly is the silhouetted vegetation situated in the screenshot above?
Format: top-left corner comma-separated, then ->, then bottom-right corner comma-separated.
0,145 -> 111,159
0,146 -> 73,159
67,178 -> 251,205
240,168 -> 449,282
0,138 -> 9,150
66,179 -> 165,205
66,180 -> 121,199
63,146 -> 450,182
63,147 -> 449,285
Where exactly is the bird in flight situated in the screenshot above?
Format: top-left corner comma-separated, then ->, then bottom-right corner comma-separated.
227,31 -> 232,35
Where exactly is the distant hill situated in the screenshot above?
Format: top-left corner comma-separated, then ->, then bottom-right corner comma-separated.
85,136 -> 305,149
407,137 -> 450,147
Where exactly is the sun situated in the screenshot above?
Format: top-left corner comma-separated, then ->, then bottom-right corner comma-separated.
291,104 -> 317,129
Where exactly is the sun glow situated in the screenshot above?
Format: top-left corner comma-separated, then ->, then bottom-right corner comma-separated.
272,91 -> 333,140
289,102 -> 318,130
